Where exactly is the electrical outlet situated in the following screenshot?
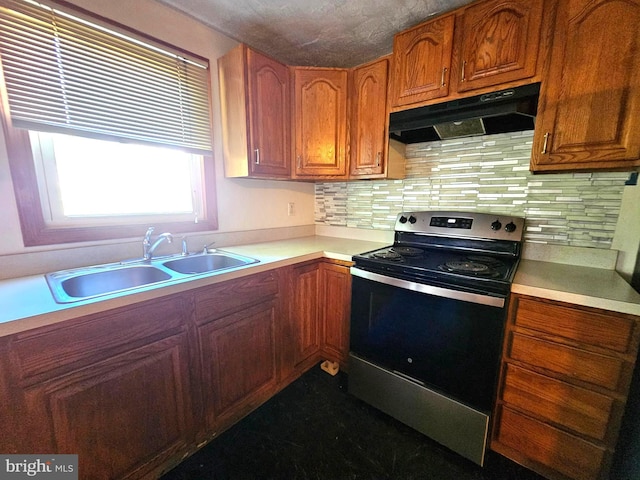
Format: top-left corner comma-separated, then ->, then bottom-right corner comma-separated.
287,202 -> 295,216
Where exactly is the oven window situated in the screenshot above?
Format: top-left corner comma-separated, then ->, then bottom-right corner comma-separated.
350,276 -> 506,411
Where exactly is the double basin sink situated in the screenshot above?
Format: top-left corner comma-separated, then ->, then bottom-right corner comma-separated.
46,250 -> 260,304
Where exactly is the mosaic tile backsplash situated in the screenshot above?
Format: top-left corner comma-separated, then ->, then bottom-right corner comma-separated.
315,131 -> 631,248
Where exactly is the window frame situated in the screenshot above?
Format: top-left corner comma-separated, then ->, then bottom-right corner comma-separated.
0,0 -> 218,246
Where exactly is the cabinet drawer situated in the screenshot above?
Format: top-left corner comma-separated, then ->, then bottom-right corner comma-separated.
509,333 -> 623,390
194,270 -> 278,323
495,406 -> 605,480
502,364 -> 613,441
515,297 -> 634,353
13,296 -> 188,383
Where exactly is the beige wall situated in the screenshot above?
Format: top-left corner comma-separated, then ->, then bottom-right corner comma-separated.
0,0 -> 315,278
614,182 -> 640,282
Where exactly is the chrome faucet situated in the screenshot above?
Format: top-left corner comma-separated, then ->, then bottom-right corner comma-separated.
142,227 -> 173,260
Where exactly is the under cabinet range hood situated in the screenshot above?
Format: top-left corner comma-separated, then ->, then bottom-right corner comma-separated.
389,83 -> 540,143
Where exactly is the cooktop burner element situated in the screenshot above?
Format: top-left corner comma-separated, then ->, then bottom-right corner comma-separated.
372,250 -> 403,261
439,260 -> 501,278
389,246 -> 424,256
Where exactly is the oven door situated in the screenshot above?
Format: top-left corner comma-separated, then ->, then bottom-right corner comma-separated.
349,267 -> 507,412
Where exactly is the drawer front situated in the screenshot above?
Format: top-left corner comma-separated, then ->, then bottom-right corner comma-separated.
515,297 -> 634,353
502,363 -> 613,441
509,333 -> 623,390
14,296 -> 188,383
194,270 -> 278,323
495,406 -> 605,480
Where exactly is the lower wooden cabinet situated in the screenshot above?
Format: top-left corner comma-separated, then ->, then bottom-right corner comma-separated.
280,259 -> 353,381
198,299 -> 279,431
193,270 -> 280,435
491,294 -> 640,480
287,261 -> 322,371
0,262 -> 354,479
35,334 -> 194,480
1,295 -> 195,480
320,260 -> 351,365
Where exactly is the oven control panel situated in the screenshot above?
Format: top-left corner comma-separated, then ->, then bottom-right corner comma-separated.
429,216 -> 473,229
396,211 -> 524,241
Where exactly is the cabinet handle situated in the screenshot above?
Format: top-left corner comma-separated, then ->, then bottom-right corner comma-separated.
541,132 -> 550,154
441,67 -> 447,87
254,148 -> 260,165
376,152 -> 381,167
297,155 -> 302,168
461,61 -> 466,82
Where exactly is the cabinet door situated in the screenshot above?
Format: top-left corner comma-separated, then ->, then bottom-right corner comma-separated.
320,262 -> 351,364
25,334 -> 194,480
218,44 -> 290,179
289,262 -> 321,368
455,0 -> 543,92
293,68 -> 348,178
199,300 -> 278,430
350,58 -> 389,178
390,13 -> 454,108
531,0 -> 640,172
247,48 -> 290,178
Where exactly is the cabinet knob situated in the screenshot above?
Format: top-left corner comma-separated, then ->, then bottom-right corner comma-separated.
541,132 -> 550,154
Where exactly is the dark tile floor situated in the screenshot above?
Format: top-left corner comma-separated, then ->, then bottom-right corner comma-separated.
162,366 -> 545,480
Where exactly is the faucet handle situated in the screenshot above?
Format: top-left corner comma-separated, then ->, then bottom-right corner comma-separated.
203,241 -> 215,254
144,226 -> 155,241
181,236 -> 189,256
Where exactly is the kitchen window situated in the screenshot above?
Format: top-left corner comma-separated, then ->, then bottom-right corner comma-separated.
30,131 -> 206,226
0,0 -> 218,246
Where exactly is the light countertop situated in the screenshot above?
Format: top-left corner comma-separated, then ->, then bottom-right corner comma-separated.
0,236 -> 386,337
513,259 -> 640,316
1,235 -> 639,337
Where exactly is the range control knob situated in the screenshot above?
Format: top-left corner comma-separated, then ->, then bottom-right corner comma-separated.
408,215 -> 417,224
505,221 -> 517,233
399,215 -> 408,224
491,219 -> 502,231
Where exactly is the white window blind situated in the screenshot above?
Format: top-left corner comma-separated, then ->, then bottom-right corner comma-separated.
0,0 -> 213,153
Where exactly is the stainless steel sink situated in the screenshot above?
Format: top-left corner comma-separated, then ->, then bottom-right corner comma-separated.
47,264 -> 173,303
162,251 -> 259,274
45,250 -> 259,303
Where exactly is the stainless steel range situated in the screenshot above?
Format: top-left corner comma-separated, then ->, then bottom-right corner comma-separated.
348,211 -> 524,466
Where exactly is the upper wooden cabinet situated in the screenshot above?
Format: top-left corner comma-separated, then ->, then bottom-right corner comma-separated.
350,57 -> 404,179
531,0 -> 640,172
390,13 -> 455,108
390,0 -> 544,111
453,0 -> 544,93
218,44 -> 291,179
292,67 -> 349,179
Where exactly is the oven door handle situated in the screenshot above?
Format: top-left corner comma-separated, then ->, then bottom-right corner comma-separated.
350,267 -> 505,308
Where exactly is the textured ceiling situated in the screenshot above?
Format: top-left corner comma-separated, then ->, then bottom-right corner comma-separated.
156,0 -> 474,67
